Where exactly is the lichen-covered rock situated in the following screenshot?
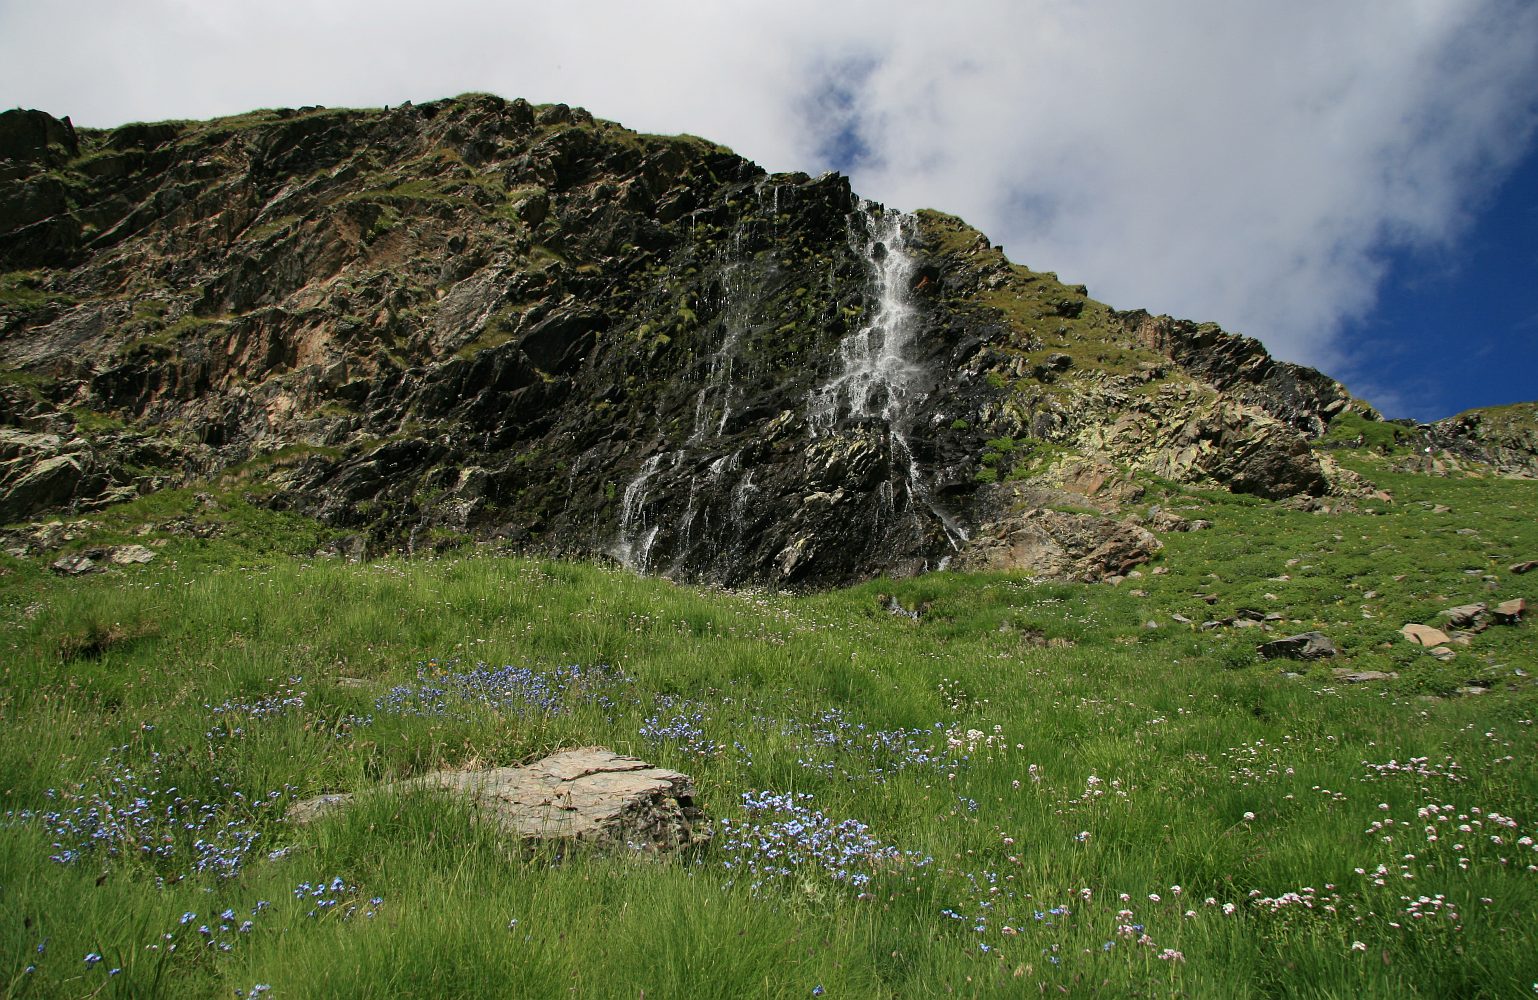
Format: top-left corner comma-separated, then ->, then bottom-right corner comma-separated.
956,504 -> 1161,581
287,747 -> 710,853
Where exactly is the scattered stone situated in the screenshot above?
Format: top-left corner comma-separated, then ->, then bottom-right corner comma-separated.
287,747 -> 710,853
50,553 -> 97,575
1149,509 -> 1195,533
1455,528 -> 1478,536
1429,647 -> 1456,661
1432,504 -> 1451,514
1401,623 -> 1451,647
108,544 -> 157,565
314,535 -> 368,563
1258,632 -> 1336,661
1440,603 -> 1487,630
881,594 -> 928,620
1456,684 -> 1488,695
1494,598 -> 1527,625
1195,592 -> 1219,604
1511,560 -> 1538,575
1362,590 -> 1378,600
1150,566 -> 1168,576
1332,668 -> 1396,683
1129,589 -> 1147,597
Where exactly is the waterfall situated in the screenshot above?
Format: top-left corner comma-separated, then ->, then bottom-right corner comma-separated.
807,203 -> 921,432
808,202 -> 968,551
614,450 -> 681,572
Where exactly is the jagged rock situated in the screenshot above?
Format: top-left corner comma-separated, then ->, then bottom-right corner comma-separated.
1148,508 -> 1194,532
287,747 -> 709,853
1423,402 -> 1538,479
957,507 -> 1161,581
50,553 -> 97,575
107,544 -> 156,565
1333,669 -> 1396,683
1511,561 -> 1538,575
1258,632 -> 1336,660
1441,603 -> 1488,630
1401,623 -> 1451,647
1494,598 -> 1526,624
314,535 -> 368,562
0,95 -> 1459,586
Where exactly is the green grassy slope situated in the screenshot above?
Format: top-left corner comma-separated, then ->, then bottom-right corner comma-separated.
0,456 -> 1534,997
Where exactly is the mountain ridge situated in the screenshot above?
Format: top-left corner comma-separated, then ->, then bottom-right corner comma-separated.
2,93 -> 1533,586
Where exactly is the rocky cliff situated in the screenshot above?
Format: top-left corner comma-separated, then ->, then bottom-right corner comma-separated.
2,95 -> 1525,586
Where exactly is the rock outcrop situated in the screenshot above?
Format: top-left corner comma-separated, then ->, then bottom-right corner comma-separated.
0,95 -> 1444,586
287,747 -> 709,853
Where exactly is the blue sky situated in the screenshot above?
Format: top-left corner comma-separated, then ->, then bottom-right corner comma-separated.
1333,151 -> 1538,421
2,1 -> 1534,423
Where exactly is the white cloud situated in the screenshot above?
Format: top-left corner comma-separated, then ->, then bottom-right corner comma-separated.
3,0 -> 1535,382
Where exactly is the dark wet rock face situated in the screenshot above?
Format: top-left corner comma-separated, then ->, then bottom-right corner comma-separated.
1,95 -> 1457,586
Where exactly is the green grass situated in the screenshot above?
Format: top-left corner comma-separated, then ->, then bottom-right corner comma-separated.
0,457 -> 1535,997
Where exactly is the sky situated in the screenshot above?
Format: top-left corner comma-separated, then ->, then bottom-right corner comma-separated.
3,0 -> 1536,422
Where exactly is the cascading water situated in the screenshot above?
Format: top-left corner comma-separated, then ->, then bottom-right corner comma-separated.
615,184 -> 776,573
807,203 -> 921,432
808,202 -> 968,550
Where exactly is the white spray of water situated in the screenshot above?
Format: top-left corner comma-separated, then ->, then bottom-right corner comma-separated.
808,202 -> 968,550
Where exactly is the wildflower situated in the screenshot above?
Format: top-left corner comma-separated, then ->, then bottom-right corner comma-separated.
84,953 -> 102,967
1242,811 -> 1256,821
1351,941 -> 1367,952
813,987 -> 825,996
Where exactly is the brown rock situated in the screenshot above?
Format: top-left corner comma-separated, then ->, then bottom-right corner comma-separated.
956,508 -> 1161,582
1401,623 -> 1451,647
288,747 -> 709,853
1494,598 -> 1526,624
1511,561 -> 1538,575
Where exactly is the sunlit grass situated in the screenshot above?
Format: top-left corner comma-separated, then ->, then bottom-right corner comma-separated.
1,458 -> 1535,996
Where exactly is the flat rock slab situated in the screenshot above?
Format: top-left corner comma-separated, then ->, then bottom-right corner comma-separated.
1258,631 -> 1336,660
1333,669 -> 1397,683
288,747 -> 710,853
1494,598 -> 1526,624
1401,623 -> 1451,647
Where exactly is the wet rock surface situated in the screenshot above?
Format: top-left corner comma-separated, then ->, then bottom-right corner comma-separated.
288,747 -> 709,853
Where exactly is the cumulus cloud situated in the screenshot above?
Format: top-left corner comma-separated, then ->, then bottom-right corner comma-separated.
4,0 -> 1536,386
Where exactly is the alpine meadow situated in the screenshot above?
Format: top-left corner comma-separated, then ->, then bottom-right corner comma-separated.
1,95 -> 1536,998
